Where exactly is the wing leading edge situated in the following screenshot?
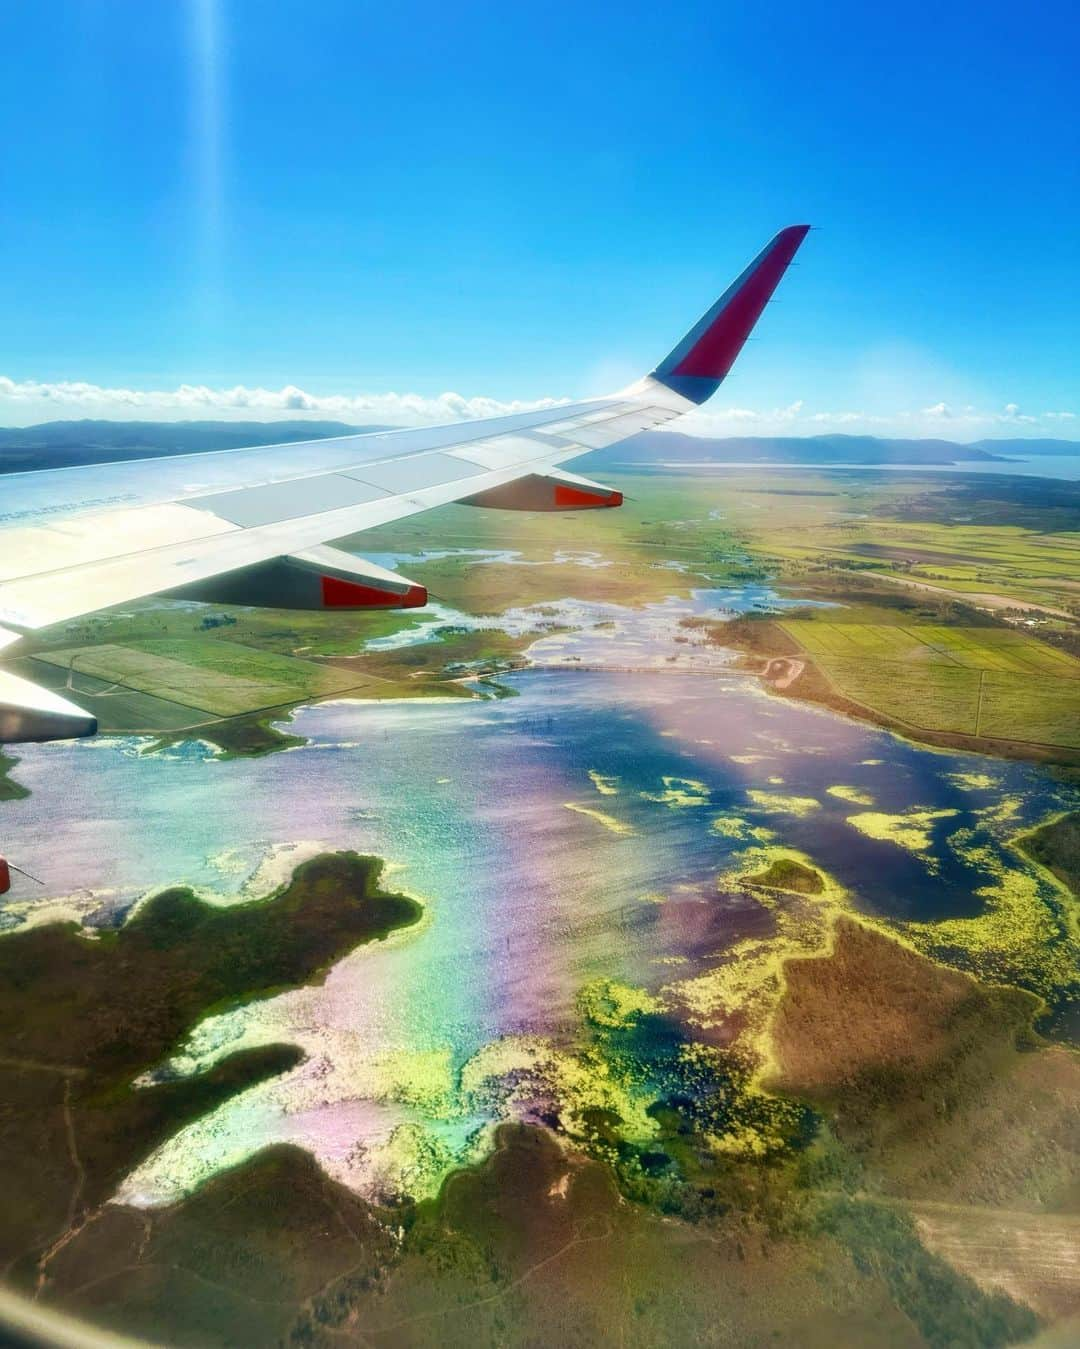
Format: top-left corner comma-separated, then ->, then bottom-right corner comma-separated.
0,225 -> 809,741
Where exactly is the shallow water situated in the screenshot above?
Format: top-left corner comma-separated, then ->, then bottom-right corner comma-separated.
633,456 -> 1080,481
1,578 -> 1074,1209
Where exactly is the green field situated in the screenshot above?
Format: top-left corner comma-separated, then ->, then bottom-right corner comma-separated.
32,640 -> 379,717
779,619 -> 1080,749
784,621 -> 1080,674
21,658 -> 212,731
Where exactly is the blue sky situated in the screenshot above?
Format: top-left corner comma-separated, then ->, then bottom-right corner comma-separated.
0,0 -> 1076,437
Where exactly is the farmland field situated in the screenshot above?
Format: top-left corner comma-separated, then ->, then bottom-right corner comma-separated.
979,672 -> 1080,746
31,641 -> 375,718
783,621 -> 1080,675
778,619 -> 1080,749
19,658 -> 212,732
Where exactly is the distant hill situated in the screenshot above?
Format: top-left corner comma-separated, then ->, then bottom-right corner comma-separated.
587,431 -> 1009,468
0,418 -> 1075,476
969,438 -> 1080,456
0,419 -> 387,473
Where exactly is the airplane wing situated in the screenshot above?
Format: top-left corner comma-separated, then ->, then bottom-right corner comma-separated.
0,224 -> 809,741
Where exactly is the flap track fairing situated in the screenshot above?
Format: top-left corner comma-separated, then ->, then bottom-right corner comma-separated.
166,545 -> 427,611
461,468 -> 622,512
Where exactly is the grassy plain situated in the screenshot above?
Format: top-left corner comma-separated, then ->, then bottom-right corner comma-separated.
692,467 -> 1080,617
773,617 -> 1080,750
2,465 -> 1077,760
31,640 -> 366,716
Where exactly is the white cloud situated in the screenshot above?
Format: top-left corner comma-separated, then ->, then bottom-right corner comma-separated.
677,399 -> 1078,441
0,375 -> 567,427
0,374 -> 1075,442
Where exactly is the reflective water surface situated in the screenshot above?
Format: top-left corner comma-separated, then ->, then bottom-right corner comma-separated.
0,589 -> 1071,1207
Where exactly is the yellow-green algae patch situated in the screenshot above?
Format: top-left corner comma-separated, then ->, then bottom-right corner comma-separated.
948,771 -> 998,791
640,775 -> 710,809
826,784 -> 875,807
710,814 -> 775,842
364,1046 -> 456,1116
974,793 -> 1025,828
846,807 -> 959,853
1011,811 -> 1080,925
919,828 -> 1080,998
460,1034 -> 660,1143
668,847 -> 847,1053
587,769 -> 620,796
746,789 -> 821,817
372,1121 -> 460,1200
675,1043 -> 805,1161
653,850 -> 854,1159
563,802 -> 635,836
578,978 -> 664,1029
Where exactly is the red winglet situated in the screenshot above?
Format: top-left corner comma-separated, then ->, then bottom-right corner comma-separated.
671,225 -> 809,381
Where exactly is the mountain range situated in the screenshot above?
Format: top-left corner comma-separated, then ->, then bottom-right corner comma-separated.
0,418 -> 1076,475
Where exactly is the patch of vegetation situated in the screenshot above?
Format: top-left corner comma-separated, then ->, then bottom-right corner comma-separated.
745,857 -> 825,894
877,474 -> 1080,535
769,917 -> 1079,1212
44,1145 -> 400,1347
1016,811 -> 1080,898
775,618 -> 1080,750
148,710 -> 307,758
0,749 -> 29,801
0,853 -> 422,1290
815,1196 -> 1040,1349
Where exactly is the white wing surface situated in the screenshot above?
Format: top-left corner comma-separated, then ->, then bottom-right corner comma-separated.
0,225 -> 809,741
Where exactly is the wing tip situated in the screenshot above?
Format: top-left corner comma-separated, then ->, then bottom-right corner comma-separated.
650,223 -> 811,403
